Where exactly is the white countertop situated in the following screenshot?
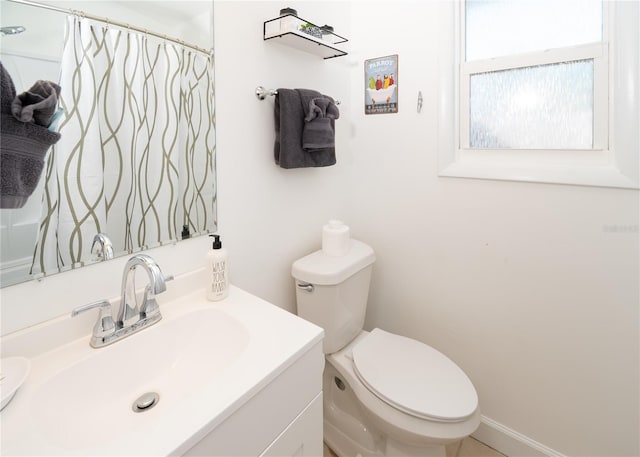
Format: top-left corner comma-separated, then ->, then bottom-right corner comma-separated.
1,269 -> 324,456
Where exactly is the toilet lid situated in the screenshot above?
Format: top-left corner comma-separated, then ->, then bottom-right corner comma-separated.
352,328 -> 478,422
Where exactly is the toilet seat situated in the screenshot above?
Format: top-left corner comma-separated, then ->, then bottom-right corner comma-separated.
352,328 -> 478,423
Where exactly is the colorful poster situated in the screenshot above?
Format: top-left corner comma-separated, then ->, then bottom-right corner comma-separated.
364,54 -> 398,114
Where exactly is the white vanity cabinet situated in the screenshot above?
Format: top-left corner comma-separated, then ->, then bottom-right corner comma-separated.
183,341 -> 324,457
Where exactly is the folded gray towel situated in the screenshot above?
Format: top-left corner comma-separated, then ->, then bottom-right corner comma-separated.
305,97 -> 340,122
11,79 -> 61,127
1,62 -> 61,208
302,118 -> 334,150
302,97 -> 340,150
274,88 -> 336,169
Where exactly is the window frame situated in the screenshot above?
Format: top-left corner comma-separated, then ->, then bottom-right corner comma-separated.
437,1 -> 639,189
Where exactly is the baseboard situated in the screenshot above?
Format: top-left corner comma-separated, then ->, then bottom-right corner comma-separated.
472,415 -> 567,457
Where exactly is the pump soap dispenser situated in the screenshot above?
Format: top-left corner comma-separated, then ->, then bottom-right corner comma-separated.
206,234 -> 229,301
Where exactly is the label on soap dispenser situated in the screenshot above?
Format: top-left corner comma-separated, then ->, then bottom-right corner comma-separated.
211,260 -> 227,295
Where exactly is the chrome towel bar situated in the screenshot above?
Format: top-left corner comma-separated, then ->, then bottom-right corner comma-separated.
255,86 -> 340,105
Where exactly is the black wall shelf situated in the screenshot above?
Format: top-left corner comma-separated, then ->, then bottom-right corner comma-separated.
263,14 -> 348,60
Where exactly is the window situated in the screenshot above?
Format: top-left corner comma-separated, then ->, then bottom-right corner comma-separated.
468,59 -> 595,149
437,0 -> 639,189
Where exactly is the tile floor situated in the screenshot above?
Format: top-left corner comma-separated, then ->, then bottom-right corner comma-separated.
445,437 -> 507,457
323,437 -> 506,457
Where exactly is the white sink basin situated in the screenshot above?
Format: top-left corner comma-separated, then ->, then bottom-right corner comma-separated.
0,270 -> 324,456
32,308 -> 249,451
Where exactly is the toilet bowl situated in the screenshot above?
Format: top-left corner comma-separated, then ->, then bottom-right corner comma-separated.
324,331 -> 480,456
292,239 -> 480,457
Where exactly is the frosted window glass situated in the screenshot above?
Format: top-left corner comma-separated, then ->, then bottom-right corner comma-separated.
466,0 -> 602,61
469,60 -> 593,149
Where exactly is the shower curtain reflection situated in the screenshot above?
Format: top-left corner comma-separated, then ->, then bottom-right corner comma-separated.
32,16 -> 215,276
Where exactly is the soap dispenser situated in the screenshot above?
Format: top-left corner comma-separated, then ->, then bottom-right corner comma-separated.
206,234 -> 229,301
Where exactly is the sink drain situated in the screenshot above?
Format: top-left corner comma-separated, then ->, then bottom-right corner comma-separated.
132,392 -> 160,413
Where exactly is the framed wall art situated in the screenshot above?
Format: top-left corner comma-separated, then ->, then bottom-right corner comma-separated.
365,54 -> 398,114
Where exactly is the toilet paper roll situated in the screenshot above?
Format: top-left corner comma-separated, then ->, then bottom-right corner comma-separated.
322,220 -> 350,256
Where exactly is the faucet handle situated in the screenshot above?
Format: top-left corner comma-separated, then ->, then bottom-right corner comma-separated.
72,300 -> 116,339
140,285 -> 160,318
140,274 -> 174,318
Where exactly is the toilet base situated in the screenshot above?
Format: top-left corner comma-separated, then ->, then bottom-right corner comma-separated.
324,421 -> 447,457
324,418 -> 383,457
323,360 -> 451,457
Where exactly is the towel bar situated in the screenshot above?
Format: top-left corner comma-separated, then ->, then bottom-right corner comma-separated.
255,86 -> 340,105
255,86 -> 278,100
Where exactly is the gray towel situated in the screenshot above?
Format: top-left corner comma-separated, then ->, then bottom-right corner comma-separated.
303,97 -> 339,150
305,97 -> 340,122
11,79 -> 61,127
1,62 -> 14,114
1,62 -> 61,209
274,88 -> 336,169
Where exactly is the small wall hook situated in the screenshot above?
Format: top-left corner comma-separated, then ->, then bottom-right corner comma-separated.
417,90 -> 423,113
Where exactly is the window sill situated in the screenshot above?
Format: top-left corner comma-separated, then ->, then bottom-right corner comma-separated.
438,156 -> 638,189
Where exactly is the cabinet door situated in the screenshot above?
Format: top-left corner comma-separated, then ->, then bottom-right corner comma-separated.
260,393 -> 323,457
182,343 -> 324,456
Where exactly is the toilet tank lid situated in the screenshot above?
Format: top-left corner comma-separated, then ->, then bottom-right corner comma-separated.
292,239 -> 376,285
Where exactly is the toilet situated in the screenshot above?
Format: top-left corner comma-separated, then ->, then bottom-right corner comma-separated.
292,239 -> 480,457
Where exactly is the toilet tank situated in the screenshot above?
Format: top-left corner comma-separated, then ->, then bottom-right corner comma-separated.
292,239 -> 376,354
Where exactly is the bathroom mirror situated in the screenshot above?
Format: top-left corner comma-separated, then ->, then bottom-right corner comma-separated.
0,0 -> 216,287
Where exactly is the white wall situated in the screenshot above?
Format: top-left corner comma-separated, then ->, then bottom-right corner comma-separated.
214,1 -> 353,314
218,1 -> 639,455
347,2 -> 639,456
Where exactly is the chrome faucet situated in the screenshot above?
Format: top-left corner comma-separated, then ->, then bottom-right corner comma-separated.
72,254 -> 172,348
118,254 -> 168,327
91,233 -> 114,261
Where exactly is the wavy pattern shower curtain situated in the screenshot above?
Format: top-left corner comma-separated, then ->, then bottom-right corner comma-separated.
32,16 -> 215,275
